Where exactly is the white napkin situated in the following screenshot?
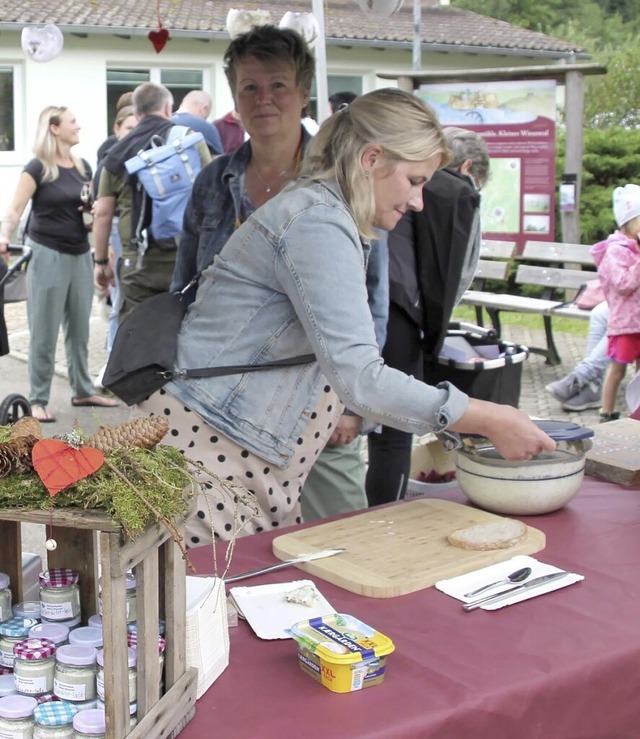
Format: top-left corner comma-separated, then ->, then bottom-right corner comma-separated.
435,555 -> 584,610
229,580 -> 335,639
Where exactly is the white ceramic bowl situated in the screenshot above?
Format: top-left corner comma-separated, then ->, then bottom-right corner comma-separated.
455,447 -> 586,515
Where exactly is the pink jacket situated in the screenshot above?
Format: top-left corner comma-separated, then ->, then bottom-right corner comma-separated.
591,230 -> 640,336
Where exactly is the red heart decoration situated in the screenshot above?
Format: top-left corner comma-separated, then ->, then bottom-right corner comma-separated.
32,440 -> 105,496
148,27 -> 170,54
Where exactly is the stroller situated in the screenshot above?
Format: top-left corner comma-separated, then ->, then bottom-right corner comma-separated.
0,244 -> 32,424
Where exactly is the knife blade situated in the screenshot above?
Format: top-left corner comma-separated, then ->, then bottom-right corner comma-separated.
463,571 -> 571,612
224,548 -> 346,584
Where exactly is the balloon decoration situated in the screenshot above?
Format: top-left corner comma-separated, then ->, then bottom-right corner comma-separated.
356,0 -> 405,15
278,12 -> 320,47
148,0 -> 170,53
21,24 -> 64,63
226,8 -> 272,39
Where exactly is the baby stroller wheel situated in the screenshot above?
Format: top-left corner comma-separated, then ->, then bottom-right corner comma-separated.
0,393 -> 31,425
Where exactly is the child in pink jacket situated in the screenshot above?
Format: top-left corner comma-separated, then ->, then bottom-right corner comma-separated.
591,183 -> 640,421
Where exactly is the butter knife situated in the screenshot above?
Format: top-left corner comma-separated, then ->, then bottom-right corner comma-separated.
224,548 -> 345,584
463,571 -> 571,612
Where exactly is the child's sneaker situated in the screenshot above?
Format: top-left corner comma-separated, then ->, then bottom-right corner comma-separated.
562,382 -> 602,411
599,411 -> 621,423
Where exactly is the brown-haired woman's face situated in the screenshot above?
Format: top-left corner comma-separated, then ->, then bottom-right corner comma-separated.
234,56 -> 309,141
115,114 -> 137,140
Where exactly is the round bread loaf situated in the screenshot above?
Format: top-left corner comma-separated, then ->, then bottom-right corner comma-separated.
447,518 -> 527,550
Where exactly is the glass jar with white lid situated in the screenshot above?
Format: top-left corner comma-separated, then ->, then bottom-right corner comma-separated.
96,647 -> 136,703
0,694 -> 38,739
33,699 -> 78,739
39,570 -> 80,623
67,628 -> 102,651
13,637 -> 56,696
29,623 -> 69,649
53,645 -> 97,703
0,574 -> 11,625
72,707 -> 105,738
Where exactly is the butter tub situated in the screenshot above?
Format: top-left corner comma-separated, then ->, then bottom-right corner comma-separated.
288,613 -> 395,693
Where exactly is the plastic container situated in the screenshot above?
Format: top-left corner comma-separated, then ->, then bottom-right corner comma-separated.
0,574 -> 11,624
0,694 -> 38,738
288,613 -> 395,693
67,629 -> 102,651
39,570 -> 81,623
33,700 -> 78,738
13,638 -> 56,696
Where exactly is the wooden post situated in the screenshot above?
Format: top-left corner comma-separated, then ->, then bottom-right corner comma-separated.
561,70 -> 585,244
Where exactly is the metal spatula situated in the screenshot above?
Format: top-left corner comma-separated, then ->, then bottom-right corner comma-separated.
224,548 -> 346,584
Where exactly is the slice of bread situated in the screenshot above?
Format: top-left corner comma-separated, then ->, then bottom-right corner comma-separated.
447,518 -> 527,551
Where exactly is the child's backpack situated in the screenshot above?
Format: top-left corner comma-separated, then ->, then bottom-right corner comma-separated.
125,125 -> 205,243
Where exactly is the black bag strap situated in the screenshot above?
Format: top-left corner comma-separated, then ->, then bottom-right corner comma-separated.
161,353 -> 316,381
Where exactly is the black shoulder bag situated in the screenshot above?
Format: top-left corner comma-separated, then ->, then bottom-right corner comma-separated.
102,286 -> 314,406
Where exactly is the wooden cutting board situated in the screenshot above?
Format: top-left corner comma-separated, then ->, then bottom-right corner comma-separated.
272,499 -> 545,598
585,418 -> 640,486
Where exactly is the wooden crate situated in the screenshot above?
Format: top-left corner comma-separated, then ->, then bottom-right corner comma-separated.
0,508 -> 197,739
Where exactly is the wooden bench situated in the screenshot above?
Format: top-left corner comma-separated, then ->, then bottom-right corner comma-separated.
460,240 -> 597,365
467,240 -> 515,326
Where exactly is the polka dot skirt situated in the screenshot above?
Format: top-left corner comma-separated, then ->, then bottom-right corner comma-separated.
139,385 -> 343,545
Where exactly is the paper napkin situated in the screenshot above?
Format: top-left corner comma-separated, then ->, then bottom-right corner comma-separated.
435,555 -> 584,611
229,580 -> 336,639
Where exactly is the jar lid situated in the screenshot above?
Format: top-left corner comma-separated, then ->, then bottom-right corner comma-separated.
41,614 -> 81,629
127,631 -> 165,653
36,693 -> 56,704
13,637 -> 56,660
87,614 -> 102,629
68,627 -> 103,649
0,617 -> 38,637
0,673 -> 16,698
12,602 -> 41,620
39,568 -> 79,588
56,644 -> 97,667
72,707 -> 106,734
0,573 -> 9,591
96,646 -> 136,669
29,623 -> 69,645
34,699 -> 78,726
0,693 -> 38,719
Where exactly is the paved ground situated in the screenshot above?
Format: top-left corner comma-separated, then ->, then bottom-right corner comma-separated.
1,295 -> 630,561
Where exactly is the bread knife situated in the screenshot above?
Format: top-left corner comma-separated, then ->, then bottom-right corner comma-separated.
463,571 -> 571,611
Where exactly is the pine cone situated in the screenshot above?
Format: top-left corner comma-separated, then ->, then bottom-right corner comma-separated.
9,416 -> 43,440
0,435 -> 38,477
86,416 -> 169,454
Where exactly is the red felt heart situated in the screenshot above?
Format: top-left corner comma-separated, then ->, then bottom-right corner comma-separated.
148,27 -> 170,53
32,440 -> 105,496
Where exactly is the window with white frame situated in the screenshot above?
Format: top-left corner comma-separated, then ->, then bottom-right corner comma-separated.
105,68 -> 204,133
0,67 -> 15,151
308,75 -> 363,120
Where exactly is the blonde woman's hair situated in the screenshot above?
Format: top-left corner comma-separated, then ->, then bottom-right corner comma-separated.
301,88 -> 450,239
33,106 -> 87,183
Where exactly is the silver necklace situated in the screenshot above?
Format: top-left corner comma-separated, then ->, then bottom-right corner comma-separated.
251,163 -> 289,193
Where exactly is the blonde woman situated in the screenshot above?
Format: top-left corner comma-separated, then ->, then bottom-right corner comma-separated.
0,106 -> 118,422
141,88 -> 555,543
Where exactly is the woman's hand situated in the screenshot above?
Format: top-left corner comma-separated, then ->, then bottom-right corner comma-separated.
449,399 -> 556,461
0,240 -> 8,263
328,414 -> 362,446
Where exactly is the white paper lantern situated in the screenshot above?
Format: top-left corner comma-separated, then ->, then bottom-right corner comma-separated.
21,24 -> 64,63
278,12 -> 320,47
226,8 -> 273,39
356,0 -> 404,16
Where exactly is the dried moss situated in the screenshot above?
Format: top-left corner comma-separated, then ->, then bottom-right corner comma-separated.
0,441 -> 193,539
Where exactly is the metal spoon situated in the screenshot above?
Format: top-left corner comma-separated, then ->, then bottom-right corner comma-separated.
463,566 -> 532,599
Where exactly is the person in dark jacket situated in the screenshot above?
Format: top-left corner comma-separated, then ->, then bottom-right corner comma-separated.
366,127 -> 489,506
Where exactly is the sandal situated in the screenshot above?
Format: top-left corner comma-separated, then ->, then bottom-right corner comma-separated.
71,395 -> 119,408
31,404 -> 57,423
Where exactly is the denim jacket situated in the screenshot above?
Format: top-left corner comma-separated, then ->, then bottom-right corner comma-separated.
167,178 -> 469,468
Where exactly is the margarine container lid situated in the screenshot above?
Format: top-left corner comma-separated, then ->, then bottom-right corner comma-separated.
288,613 -> 395,664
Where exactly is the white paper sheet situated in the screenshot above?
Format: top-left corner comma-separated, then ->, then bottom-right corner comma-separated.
229,580 -> 336,639
435,555 -> 584,610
